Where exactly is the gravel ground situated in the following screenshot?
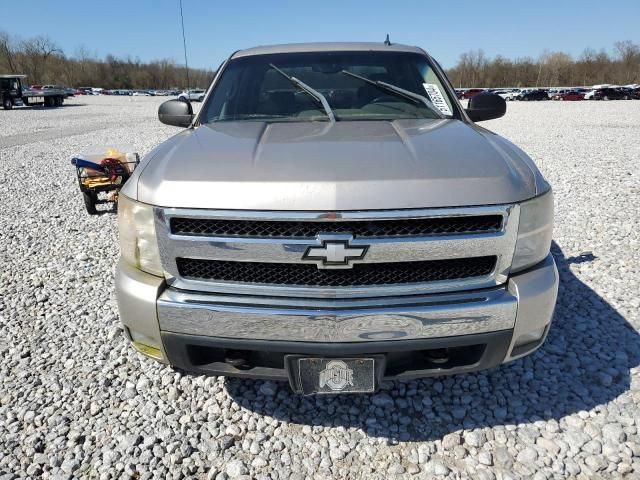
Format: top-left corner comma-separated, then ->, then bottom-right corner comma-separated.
1,96 -> 639,479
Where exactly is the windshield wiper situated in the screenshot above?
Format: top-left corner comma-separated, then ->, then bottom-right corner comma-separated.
340,70 -> 442,117
269,64 -> 335,122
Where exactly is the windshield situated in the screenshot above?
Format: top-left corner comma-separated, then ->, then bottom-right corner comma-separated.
201,51 -> 456,123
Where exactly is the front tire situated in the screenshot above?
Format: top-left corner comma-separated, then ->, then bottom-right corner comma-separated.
603,96 -> 609,101
198,96 -> 204,102
2,97 -> 12,110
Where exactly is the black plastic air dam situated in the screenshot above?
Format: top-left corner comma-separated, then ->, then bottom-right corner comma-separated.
161,330 -> 513,390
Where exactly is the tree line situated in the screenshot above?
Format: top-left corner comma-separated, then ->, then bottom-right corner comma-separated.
0,31 -> 214,89
2,31 -> 639,90
446,41 -> 640,88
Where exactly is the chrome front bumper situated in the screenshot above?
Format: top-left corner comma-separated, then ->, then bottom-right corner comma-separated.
156,288 -> 517,342
116,253 -> 558,364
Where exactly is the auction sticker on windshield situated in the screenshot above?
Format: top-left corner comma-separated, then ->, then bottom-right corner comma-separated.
423,83 -> 452,116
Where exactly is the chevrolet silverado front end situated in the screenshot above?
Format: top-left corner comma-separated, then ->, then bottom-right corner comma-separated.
115,43 -> 558,394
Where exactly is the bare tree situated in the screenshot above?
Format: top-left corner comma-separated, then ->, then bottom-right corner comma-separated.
0,31 -> 18,73
19,36 -> 62,83
447,41 -> 640,88
614,40 -> 640,83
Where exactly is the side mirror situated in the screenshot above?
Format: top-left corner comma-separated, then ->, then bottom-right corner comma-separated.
466,93 -> 506,122
158,99 -> 194,127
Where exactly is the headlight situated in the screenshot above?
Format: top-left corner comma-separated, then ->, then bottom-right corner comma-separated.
511,189 -> 554,273
118,195 -> 163,276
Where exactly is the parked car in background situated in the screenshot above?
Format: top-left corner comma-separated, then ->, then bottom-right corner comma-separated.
593,87 -> 625,100
504,89 -> 521,101
462,88 -> 484,99
492,90 -> 511,99
518,89 -> 549,101
552,90 -> 584,101
617,87 -> 634,100
632,88 -> 640,100
178,89 -> 207,102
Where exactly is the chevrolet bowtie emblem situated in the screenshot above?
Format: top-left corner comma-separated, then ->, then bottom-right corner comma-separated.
302,234 -> 368,269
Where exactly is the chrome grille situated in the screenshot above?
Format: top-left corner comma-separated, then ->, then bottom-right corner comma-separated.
177,256 -> 497,287
155,205 -> 519,299
170,215 -> 503,238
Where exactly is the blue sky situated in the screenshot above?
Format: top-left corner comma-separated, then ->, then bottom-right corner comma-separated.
3,0 -> 638,69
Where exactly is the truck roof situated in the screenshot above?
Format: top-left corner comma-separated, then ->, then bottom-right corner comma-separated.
232,42 -> 426,59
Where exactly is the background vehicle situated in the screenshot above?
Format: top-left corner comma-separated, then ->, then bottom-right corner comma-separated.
504,89 -> 521,101
552,90 -> 584,101
593,87 -> 625,100
1,75 -> 66,109
178,88 -> 206,102
462,88 -> 484,99
492,90 -> 511,99
116,42 -> 557,394
617,87 -> 634,99
518,89 -> 549,101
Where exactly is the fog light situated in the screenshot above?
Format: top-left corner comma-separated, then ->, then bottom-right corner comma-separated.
514,326 -> 546,347
129,330 -> 164,361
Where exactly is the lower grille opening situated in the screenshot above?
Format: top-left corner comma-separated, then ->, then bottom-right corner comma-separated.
176,256 -> 497,287
185,344 -> 486,376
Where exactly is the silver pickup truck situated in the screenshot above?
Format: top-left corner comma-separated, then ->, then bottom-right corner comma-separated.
116,42 -> 558,394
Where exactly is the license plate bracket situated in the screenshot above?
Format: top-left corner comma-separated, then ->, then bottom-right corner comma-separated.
286,356 -> 384,394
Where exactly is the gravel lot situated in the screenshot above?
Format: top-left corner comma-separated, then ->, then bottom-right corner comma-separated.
1,96 -> 639,479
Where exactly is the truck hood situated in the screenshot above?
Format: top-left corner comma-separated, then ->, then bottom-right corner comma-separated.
134,119 -> 541,210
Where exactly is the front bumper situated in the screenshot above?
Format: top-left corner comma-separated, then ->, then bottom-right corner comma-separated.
115,254 -> 558,382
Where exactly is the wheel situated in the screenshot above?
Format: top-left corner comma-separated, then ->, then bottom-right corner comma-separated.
603,96 -> 609,101
624,95 -> 630,100
560,97 -> 564,101
55,96 -> 63,106
83,192 -> 98,215
2,97 -> 12,110
45,96 -> 55,107
523,97 -> 529,101
198,96 -> 204,102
